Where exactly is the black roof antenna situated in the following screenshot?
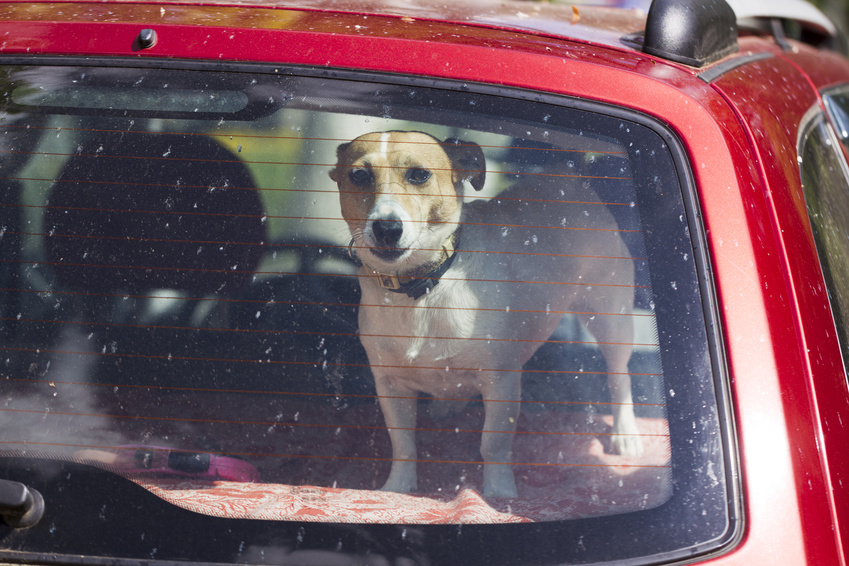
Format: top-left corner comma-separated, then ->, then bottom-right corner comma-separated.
642,0 -> 739,67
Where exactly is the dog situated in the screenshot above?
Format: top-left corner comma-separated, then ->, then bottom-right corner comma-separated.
330,131 -> 641,498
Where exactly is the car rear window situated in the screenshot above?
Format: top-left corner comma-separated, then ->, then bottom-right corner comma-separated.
0,64 -> 736,565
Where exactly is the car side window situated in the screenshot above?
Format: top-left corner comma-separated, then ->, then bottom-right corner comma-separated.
799,103 -> 849,369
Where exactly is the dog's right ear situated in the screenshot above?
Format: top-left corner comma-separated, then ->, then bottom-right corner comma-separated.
329,141 -> 351,184
444,138 -> 486,191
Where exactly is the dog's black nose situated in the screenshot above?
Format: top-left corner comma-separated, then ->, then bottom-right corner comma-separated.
372,216 -> 404,248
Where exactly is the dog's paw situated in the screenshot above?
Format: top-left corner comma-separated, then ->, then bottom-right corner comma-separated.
379,482 -> 416,494
609,417 -> 643,456
379,474 -> 417,494
609,409 -> 643,457
609,433 -> 644,457
482,466 -> 518,499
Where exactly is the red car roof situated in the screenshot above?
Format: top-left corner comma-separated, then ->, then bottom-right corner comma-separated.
0,0 -> 648,56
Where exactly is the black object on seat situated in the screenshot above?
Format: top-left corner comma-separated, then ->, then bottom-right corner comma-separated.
44,132 -> 265,295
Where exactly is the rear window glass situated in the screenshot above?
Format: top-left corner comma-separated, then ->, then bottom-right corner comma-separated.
0,65 -> 734,565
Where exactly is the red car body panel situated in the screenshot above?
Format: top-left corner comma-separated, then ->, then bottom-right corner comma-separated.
2,1 -> 849,564
710,53 -> 849,565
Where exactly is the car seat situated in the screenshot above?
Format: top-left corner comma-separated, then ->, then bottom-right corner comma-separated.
44,131 -> 265,296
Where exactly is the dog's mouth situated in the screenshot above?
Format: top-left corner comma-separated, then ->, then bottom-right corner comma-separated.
370,245 -> 407,262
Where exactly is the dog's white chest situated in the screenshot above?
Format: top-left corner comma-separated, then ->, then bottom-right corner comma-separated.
358,270 -> 479,365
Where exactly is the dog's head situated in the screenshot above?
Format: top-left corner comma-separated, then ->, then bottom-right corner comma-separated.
330,131 -> 485,272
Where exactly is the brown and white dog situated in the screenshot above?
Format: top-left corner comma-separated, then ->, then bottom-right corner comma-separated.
330,131 -> 641,498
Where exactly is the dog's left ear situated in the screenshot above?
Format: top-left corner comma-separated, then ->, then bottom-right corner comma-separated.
444,138 -> 486,191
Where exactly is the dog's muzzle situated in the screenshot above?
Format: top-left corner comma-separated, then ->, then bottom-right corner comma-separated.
371,215 -> 404,259
370,214 -> 405,260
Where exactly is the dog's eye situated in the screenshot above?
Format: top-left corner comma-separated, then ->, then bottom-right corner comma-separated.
349,168 -> 373,186
406,168 -> 432,185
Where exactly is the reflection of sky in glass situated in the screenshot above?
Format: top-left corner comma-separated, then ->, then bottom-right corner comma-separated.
12,86 -> 249,113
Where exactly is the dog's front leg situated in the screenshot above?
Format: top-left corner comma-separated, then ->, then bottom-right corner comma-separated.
480,372 -> 521,498
375,376 -> 419,493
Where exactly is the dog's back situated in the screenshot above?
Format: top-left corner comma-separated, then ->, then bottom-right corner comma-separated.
447,173 -> 634,367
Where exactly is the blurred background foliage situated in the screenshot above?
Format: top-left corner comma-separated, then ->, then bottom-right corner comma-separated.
811,0 -> 849,38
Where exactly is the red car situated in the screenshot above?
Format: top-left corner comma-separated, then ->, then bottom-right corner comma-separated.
1,0 -> 848,564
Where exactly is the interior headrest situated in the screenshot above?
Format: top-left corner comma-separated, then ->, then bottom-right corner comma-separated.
45,132 -> 266,295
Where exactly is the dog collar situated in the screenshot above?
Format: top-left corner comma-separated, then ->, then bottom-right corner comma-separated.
348,231 -> 459,300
